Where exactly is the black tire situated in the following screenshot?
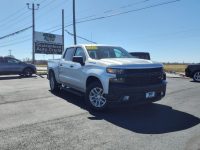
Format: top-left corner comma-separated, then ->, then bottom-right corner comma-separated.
49,71 -> 60,93
23,68 -> 33,77
85,81 -> 107,111
193,71 -> 200,82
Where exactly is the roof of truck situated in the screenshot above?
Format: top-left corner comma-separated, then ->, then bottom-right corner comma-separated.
69,44 -> 121,47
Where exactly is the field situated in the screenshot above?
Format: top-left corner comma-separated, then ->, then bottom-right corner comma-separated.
164,64 -> 187,73
36,64 -> 187,73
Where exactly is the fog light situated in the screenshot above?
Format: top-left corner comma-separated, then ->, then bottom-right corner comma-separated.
123,96 -> 130,101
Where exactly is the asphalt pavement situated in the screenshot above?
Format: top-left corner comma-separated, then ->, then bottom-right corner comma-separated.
0,75 -> 199,150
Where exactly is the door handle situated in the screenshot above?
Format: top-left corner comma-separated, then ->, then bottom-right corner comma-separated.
70,65 -> 74,68
60,64 -> 63,66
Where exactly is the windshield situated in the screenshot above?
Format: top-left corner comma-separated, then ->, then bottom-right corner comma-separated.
86,46 -> 133,60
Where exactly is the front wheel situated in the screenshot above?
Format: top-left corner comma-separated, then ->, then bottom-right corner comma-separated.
193,71 -> 200,82
23,68 -> 33,77
85,82 -> 107,111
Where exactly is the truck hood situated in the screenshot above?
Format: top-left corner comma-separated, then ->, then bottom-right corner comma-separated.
93,58 -> 163,68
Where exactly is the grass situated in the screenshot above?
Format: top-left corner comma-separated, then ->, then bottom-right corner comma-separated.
36,65 -> 47,67
36,71 -> 47,75
35,64 -> 188,73
164,64 -> 187,73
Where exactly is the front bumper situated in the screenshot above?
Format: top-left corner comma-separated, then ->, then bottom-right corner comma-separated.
185,68 -> 191,77
33,68 -> 37,74
107,80 -> 167,105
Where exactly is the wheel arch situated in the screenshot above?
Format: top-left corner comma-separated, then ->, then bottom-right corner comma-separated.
48,68 -> 55,79
86,76 -> 102,88
192,70 -> 200,76
23,67 -> 34,74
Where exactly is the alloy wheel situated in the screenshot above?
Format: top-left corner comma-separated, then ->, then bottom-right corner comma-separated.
89,87 -> 107,108
194,72 -> 200,82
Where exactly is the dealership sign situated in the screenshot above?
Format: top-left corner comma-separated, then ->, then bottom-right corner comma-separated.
34,32 -> 63,54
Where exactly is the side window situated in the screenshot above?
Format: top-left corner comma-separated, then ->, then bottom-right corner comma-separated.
74,47 -> 86,61
7,58 -> 20,64
64,48 -> 75,61
88,51 -> 97,59
114,48 -> 126,58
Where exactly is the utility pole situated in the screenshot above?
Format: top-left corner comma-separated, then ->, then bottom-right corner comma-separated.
62,9 -> 65,53
8,50 -> 12,56
27,3 -> 40,64
73,0 -> 77,45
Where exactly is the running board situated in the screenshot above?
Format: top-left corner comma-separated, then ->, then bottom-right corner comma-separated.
61,86 -> 84,97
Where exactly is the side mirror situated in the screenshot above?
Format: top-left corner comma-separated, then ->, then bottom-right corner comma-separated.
72,56 -> 85,66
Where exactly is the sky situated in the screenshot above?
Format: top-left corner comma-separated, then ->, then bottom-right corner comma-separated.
0,0 -> 199,63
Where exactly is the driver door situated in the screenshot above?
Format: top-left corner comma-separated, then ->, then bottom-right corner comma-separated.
4,58 -> 23,74
69,47 -> 87,91
59,47 -> 76,86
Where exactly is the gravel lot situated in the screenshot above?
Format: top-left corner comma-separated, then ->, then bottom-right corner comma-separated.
0,75 -> 199,150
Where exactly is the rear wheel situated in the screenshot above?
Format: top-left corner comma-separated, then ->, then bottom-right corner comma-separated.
49,71 -> 60,92
86,81 -> 107,110
23,68 -> 33,77
193,71 -> 200,82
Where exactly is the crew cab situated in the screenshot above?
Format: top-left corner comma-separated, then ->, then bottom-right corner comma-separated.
0,56 -> 36,77
48,44 -> 167,110
185,64 -> 200,82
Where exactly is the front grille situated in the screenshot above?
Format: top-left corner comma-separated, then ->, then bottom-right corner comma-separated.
124,67 -> 162,74
117,68 -> 163,86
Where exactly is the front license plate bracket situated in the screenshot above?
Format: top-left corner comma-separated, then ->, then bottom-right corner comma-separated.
146,91 -> 156,99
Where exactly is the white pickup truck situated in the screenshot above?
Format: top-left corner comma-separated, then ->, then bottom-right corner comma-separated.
48,44 -> 167,110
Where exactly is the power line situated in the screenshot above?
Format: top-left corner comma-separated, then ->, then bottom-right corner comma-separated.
0,0 -> 181,47
104,0 -> 151,13
44,0 -> 181,34
36,0 -> 70,27
0,6 -> 27,24
45,25 -> 62,32
0,26 -> 32,41
68,0 -> 151,22
0,10 -> 30,29
66,0 -> 181,27
0,33 -> 31,45
0,38 -> 31,48
65,29 -> 97,44
40,0 -> 49,4
49,26 -> 63,33
39,0 -> 57,10
0,14 -> 31,32
43,0 -> 163,32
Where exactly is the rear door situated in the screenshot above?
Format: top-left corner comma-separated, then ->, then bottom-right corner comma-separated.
0,58 -> 7,74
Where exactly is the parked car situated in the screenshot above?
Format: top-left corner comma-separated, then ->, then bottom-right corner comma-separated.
129,52 -> 151,60
0,57 -> 36,77
48,44 -> 167,110
185,64 -> 200,82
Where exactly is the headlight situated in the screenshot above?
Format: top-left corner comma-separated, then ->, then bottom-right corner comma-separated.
106,68 -> 125,74
162,72 -> 166,80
